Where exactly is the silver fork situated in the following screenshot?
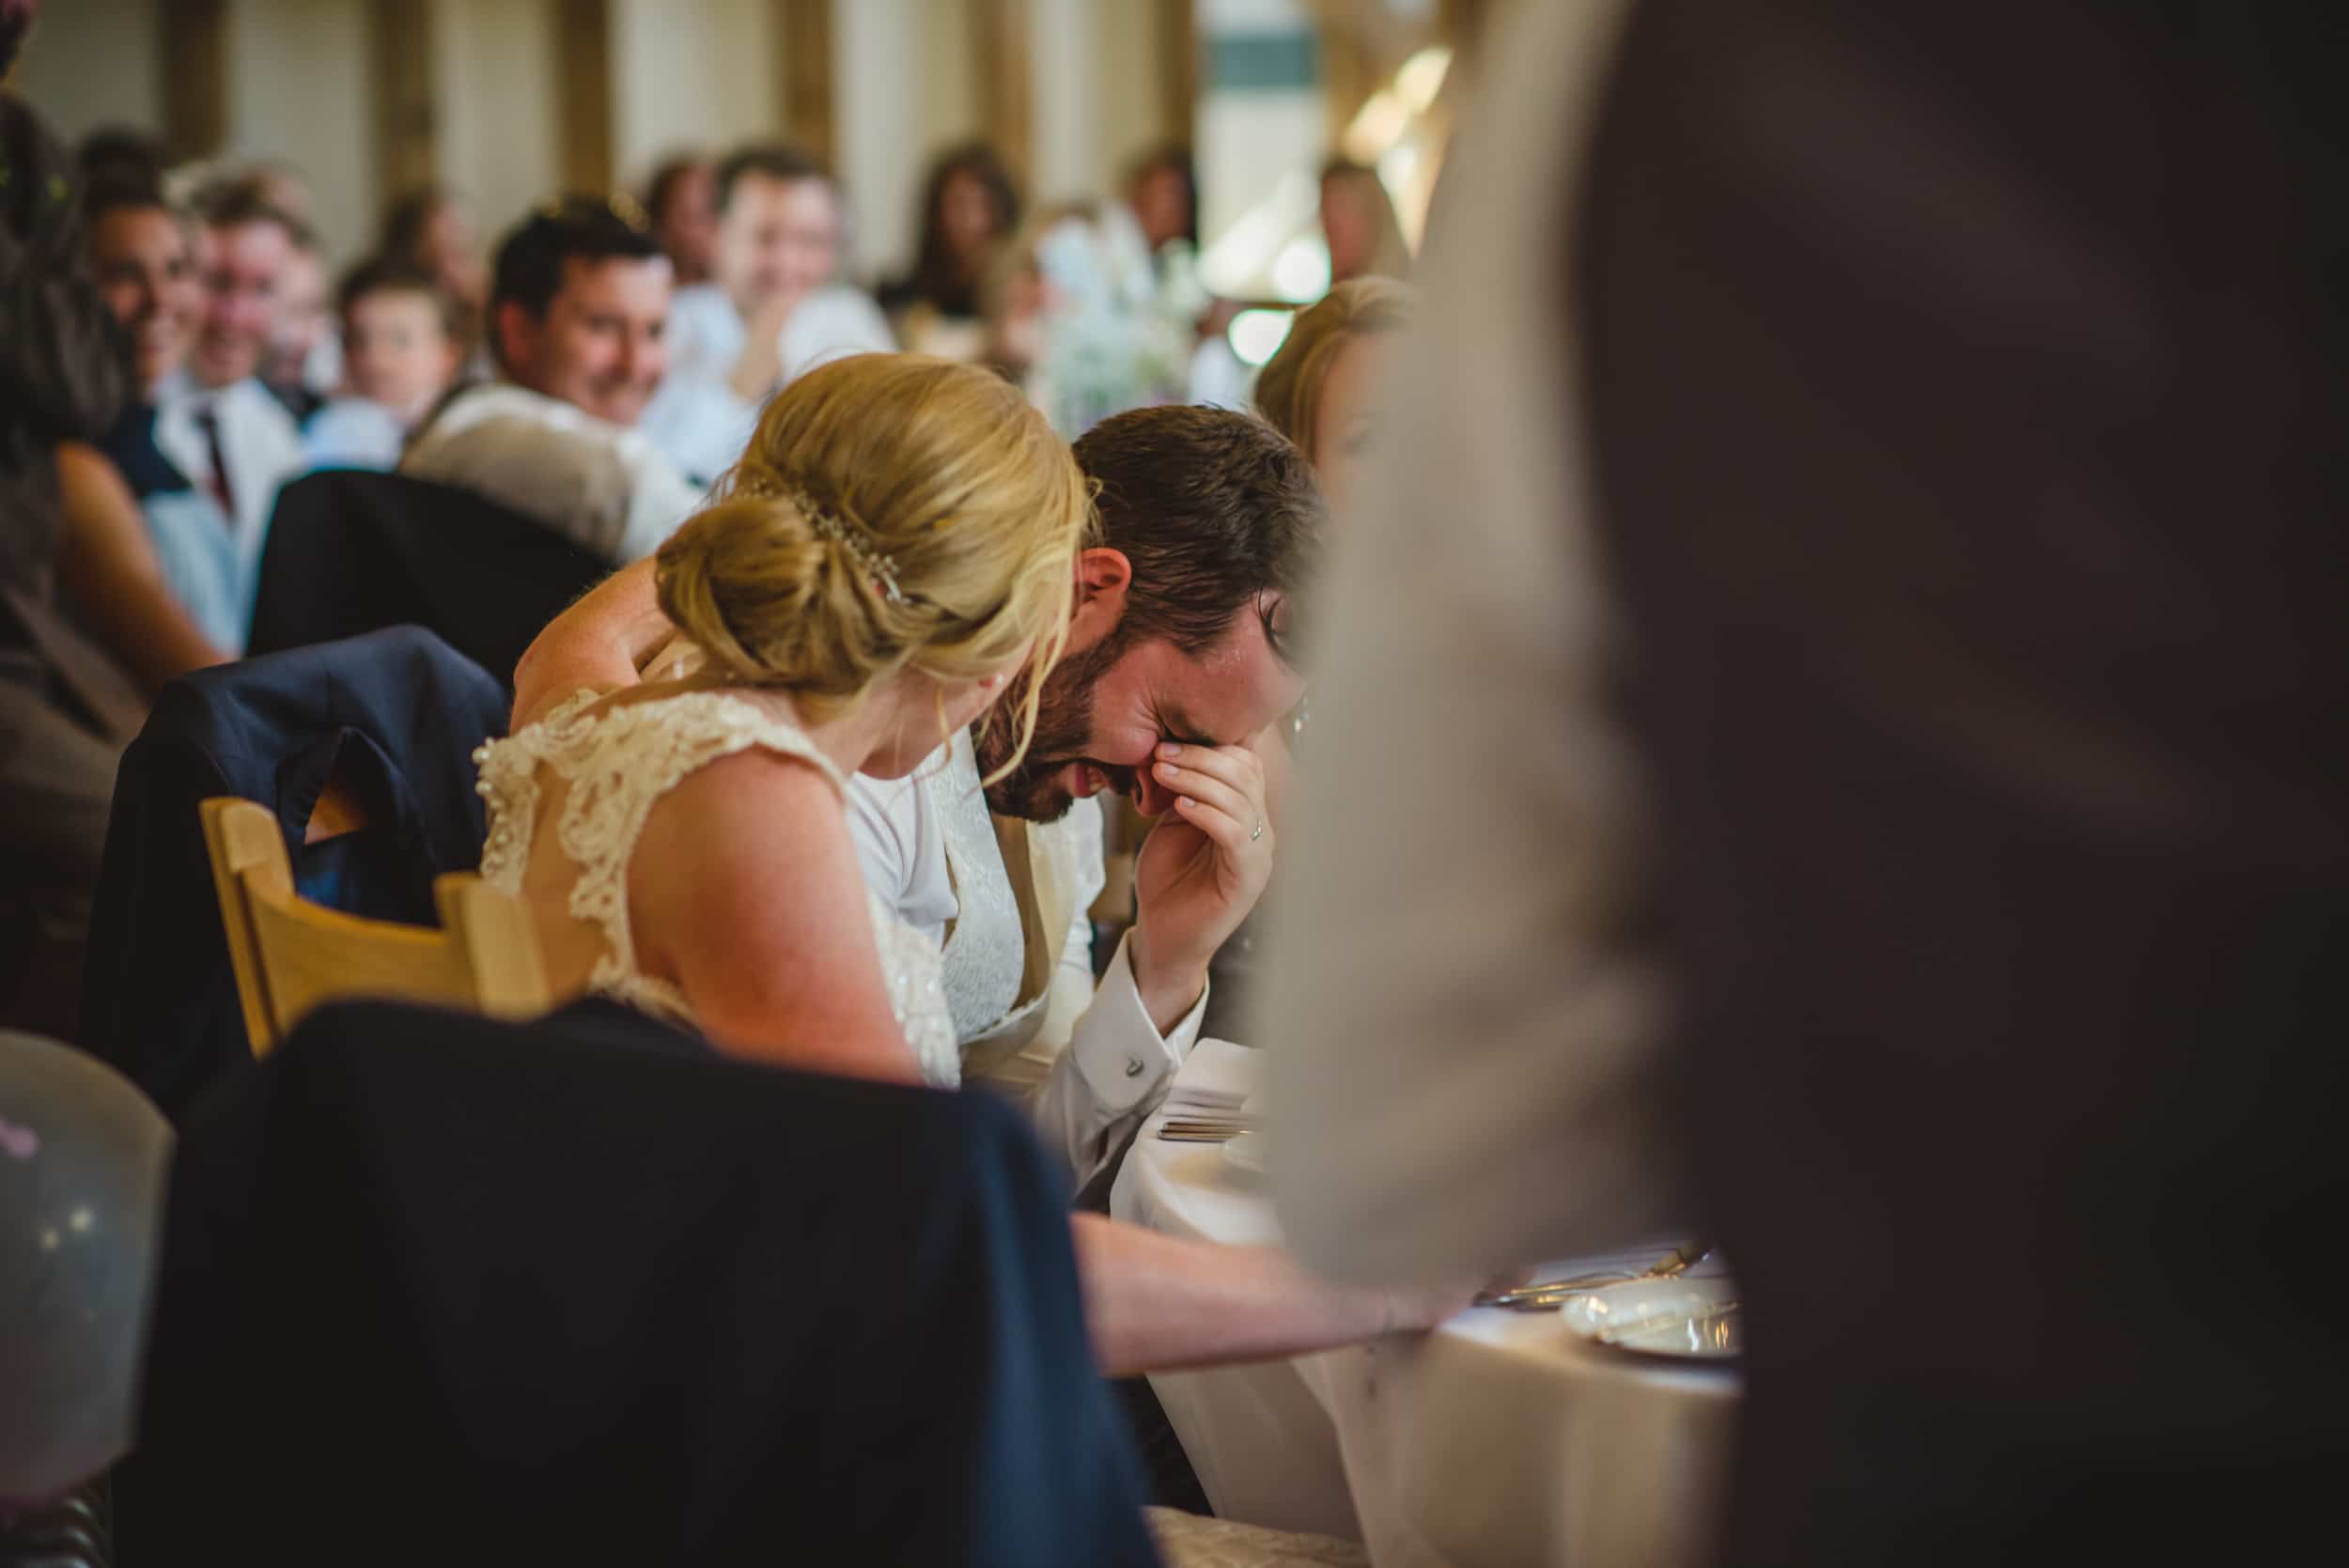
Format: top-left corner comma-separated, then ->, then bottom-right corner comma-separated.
1156,1115 -> 1258,1142
1475,1242 -> 1718,1312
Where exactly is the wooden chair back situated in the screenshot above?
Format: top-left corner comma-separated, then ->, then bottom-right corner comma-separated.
198,797 -> 550,1057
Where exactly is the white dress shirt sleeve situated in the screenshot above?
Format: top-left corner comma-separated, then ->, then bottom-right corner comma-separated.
1025,930 -> 1206,1188
1000,803 -> 1209,1188
611,427 -> 708,562
302,397 -> 405,471
779,288 -> 898,381
639,293 -> 760,486
639,379 -> 758,489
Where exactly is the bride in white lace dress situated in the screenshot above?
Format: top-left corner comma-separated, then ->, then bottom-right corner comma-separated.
479,354 -> 1082,1089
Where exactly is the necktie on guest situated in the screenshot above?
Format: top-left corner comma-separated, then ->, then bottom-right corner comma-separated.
194,403 -> 236,523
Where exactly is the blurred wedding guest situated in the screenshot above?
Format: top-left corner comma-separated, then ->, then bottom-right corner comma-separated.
403,196 -> 700,563
82,180 -> 194,400
76,124 -> 166,191
640,144 -> 892,485
1268,0 -> 2348,1562
879,141 -> 1021,360
303,260 -> 462,469
1317,158 -> 1409,284
1125,144 -> 1197,256
379,185 -> 487,322
53,444 -> 233,682
1112,146 -> 1243,410
182,179 -> 303,394
243,158 -> 316,231
3,1 -> 194,1036
1190,279 -> 1416,1036
644,152 -> 717,287
259,228 -> 334,423
78,179 -> 244,661
94,178 -> 308,645
974,224 -> 1057,391
1252,278 -> 1415,517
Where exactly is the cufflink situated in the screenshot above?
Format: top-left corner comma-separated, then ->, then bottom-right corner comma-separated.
1124,1057 -> 1144,1079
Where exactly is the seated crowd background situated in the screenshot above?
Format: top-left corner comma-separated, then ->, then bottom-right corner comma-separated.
0,13 -> 1427,1557
6,1 -> 2341,1563
5,104 -> 1343,1040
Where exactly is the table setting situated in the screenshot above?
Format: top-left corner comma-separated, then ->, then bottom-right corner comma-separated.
1112,1040 -> 1743,1568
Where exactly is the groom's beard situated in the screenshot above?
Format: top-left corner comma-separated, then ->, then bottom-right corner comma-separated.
976,635 -> 1135,821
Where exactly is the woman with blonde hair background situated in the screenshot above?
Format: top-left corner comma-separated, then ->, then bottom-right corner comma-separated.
1252,276 -> 1416,516
1188,280 -> 1416,1042
1317,160 -> 1411,287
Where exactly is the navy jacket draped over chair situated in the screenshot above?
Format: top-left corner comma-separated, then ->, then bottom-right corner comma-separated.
117,997 -> 1162,1568
78,626 -> 507,1118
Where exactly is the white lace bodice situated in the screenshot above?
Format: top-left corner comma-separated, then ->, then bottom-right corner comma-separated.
474,689 -> 960,1088
931,735 -> 1027,1040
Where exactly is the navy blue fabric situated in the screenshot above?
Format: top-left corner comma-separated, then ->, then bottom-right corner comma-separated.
76,627 -> 507,1118
93,401 -> 194,500
248,469 -> 610,685
118,998 -> 1162,1568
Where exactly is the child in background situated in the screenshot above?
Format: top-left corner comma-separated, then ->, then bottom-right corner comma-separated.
303,260 -> 464,469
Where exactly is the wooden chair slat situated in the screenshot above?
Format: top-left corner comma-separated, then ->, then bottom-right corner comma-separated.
199,797 -> 550,1055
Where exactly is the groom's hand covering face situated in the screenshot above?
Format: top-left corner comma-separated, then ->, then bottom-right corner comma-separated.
977,602 -> 1304,824
971,600 -> 1295,1028
1130,736 -> 1278,986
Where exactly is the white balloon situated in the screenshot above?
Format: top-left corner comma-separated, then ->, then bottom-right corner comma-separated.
0,1031 -> 171,1504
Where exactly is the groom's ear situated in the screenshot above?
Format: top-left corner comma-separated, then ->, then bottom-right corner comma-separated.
1066,547 -> 1133,653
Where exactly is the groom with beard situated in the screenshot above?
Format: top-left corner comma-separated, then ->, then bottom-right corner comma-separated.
514,400 -> 1319,1189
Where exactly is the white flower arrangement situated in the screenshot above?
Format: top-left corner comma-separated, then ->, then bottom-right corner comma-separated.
1028,206 -> 1205,438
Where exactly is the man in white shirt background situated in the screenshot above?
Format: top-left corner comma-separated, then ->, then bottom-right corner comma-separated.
146,179 -> 308,624
641,144 -> 894,486
403,197 -> 704,564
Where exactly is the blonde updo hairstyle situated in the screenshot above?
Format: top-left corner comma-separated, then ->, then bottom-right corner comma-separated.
1252,277 -> 1417,464
655,353 -> 1092,777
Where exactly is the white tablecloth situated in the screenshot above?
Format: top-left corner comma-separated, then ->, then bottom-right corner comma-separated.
1112,1041 -> 1742,1568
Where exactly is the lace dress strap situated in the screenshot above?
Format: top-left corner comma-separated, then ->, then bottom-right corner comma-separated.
476,689 -> 961,1087
478,689 -> 848,989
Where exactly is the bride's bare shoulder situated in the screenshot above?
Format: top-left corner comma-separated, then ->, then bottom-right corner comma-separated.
630,738 -> 866,934
625,736 -> 898,1061
639,738 -> 848,864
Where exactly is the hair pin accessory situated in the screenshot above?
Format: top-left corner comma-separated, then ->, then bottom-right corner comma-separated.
743,478 -> 906,604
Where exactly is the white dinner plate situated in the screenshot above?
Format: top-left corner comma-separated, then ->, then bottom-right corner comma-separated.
1220,1129 -> 1268,1177
1559,1275 -> 1741,1360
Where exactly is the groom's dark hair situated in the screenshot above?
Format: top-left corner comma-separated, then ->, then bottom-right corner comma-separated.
1072,405 -> 1324,666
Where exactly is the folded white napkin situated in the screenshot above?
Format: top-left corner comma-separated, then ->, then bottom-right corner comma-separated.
1163,1037 -> 1261,1114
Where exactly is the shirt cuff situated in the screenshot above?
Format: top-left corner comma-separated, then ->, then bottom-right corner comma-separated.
1071,931 -> 1208,1114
